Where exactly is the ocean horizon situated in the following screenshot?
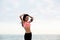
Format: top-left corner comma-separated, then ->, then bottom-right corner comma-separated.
0,34 -> 60,40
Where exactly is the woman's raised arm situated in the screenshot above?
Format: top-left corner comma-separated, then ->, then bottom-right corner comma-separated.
19,14 -> 25,21
29,16 -> 33,23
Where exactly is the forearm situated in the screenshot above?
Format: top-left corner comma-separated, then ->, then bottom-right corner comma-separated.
29,16 -> 33,18
19,14 -> 24,20
19,15 -> 22,19
29,16 -> 33,22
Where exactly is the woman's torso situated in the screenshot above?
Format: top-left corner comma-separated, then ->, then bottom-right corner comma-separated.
23,21 -> 31,33
23,21 -> 30,27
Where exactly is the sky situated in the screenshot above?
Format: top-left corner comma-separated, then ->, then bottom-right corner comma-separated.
0,0 -> 60,35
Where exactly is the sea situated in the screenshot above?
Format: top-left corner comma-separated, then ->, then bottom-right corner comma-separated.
0,34 -> 60,40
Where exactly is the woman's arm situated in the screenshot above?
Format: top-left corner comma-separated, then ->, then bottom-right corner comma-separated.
29,16 -> 33,23
19,14 -> 23,21
19,14 -> 24,27
19,14 -> 25,22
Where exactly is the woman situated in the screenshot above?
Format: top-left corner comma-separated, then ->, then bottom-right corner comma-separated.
19,14 -> 33,40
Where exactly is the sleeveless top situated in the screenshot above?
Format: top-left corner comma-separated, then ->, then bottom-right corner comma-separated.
23,21 -> 30,27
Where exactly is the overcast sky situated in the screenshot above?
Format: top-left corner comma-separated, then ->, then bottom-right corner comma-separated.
0,0 -> 60,35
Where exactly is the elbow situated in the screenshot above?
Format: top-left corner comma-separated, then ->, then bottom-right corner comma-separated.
31,18 -> 33,22
19,16 -> 21,18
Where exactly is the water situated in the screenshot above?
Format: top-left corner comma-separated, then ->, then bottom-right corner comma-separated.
0,34 -> 60,40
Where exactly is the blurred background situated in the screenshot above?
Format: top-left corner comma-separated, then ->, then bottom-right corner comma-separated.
0,0 -> 60,40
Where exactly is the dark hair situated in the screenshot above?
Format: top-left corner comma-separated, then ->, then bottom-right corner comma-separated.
23,14 -> 29,21
22,14 -> 29,27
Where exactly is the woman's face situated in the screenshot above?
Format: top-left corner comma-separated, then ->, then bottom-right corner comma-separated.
25,16 -> 29,21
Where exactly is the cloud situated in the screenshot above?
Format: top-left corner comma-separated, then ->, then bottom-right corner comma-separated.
0,0 -> 60,22
28,0 -> 60,20
0,0 -> 21,22
0,0 -> 60,34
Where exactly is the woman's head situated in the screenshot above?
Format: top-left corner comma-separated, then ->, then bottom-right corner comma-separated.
23,14 -> 29,21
